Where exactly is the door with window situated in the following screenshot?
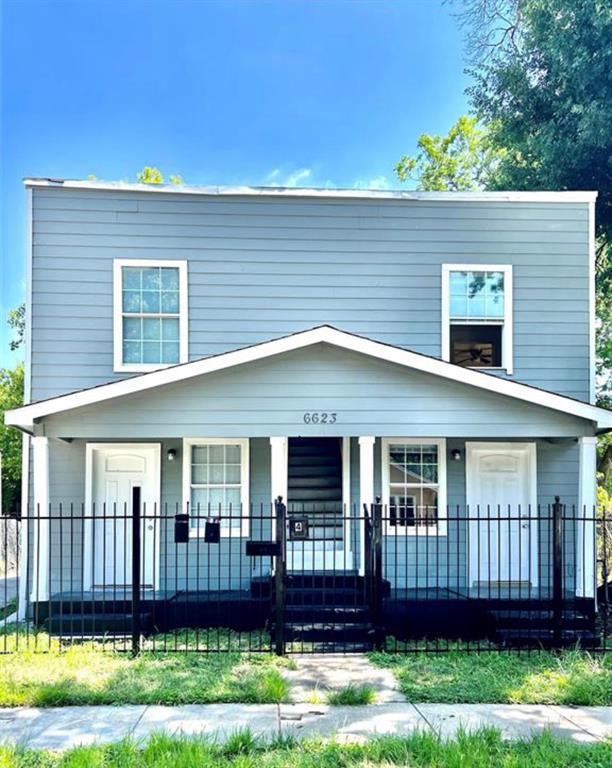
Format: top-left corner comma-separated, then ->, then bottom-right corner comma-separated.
86,444 -> 160,589
466,443 -> 538,588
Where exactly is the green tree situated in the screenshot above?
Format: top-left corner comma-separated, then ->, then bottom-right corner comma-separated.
0,363 -> 24,513
7,304 -> 24,352
395,115 -> 504,191
136,168 -> 184,186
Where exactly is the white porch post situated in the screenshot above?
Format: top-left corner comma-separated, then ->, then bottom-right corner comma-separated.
358,436 -> 375,575
270,437 -> 288,537
577,436 -> 597,598
31,436 -> 50,602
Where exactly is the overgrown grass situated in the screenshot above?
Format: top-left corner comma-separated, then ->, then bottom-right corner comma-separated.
0,729 -> 610,767
327,683 -> 376,706
370,648 -> 612,705
0,630 -> 292,707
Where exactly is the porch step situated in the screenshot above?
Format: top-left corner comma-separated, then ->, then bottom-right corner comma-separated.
283,621 -> 374,643
44,612 -> 152,635
284,604 -> 372,623
286,640 -> 375,653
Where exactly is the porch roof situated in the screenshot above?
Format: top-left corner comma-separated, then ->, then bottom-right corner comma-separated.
6,325 -> 612,432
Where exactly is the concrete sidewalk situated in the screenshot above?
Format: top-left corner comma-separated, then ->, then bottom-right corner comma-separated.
0,703 -> 609,751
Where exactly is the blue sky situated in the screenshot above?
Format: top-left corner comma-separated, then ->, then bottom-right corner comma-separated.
0,0 -> 470,366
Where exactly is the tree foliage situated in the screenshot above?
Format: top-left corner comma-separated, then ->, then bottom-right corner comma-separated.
0,364 -> 24,513
7,304 -> 24,352
395,116 -> 504,191
136,167 -> 184,186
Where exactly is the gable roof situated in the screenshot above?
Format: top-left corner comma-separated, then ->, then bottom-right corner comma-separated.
6,325 -> 612,432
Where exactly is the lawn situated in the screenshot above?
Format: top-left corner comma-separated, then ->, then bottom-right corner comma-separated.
0,730 -> 610,768
370,649 -> 612,705
0,631 -> 292,707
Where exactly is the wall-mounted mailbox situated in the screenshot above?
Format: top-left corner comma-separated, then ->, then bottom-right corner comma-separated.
289,517 -> 309,541
204,520 -> 221,543
174,513 -> 190,543
246,541 -> 281,557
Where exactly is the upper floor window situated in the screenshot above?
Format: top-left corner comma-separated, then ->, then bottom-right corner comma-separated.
113,260 -> 188,372
441,264 -> 513,373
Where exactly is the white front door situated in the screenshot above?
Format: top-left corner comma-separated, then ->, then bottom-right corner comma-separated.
85,443 -> 160,589
466,443 -> 538,587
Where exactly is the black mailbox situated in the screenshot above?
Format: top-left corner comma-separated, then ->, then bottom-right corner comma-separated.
204,519 -> 221,543
289,516 -> 309,541
174,513 -> 190,543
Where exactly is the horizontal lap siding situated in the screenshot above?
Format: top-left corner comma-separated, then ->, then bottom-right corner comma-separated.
43,346 -> 592,440
31,189 -> 590,401
40,437 -> 579,592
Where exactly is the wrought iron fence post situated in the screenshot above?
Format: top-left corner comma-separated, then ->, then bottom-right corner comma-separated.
274,496 -> 286,656
131,486 -> 142,657
372,497 -> 384,651
552,495 -> 564,647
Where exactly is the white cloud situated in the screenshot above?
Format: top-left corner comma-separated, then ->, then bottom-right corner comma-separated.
352,175 -> 391,190
263,167 -> 313,188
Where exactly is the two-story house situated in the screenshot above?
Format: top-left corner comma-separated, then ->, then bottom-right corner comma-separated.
6,179 -> 611,650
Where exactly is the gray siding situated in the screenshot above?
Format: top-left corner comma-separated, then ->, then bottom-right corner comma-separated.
42,345 -> 593,440
36,436 -> 580,594
31,188 -> 591,402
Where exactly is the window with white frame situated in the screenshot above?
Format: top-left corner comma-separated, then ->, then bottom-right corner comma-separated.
183,439 -> 249,537
382,438 -> 447,535
442,265 -> 512,372
113,260 -> 188,371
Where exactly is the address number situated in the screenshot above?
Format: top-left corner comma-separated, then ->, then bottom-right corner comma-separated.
303,412 -> 337,424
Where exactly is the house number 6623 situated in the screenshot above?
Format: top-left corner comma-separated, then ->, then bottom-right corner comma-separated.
303,412 -> 337,424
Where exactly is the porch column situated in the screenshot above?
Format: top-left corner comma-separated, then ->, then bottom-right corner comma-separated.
577,436 -> 597,598
358,436 -> 375,575
31,436 -> 50,602
270,437 -> 288,537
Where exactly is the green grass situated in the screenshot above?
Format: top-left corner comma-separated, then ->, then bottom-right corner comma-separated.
370,648 -> 612,705
0,630 -> 292,707
0,729 -> 610,767
327,683 -> 376,706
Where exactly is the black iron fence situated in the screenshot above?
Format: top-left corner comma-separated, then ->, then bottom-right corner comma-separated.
0,496 -> 610,654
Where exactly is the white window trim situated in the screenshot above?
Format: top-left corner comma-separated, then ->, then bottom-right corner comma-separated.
113,259 -> 188,373
182,438 -> 250,538
381,437 -> 447,536
441,264 -> 513,374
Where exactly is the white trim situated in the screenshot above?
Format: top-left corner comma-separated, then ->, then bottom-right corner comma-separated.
17,435 -> 29,619
465,442 -> 538,587
30,437 -> 49,602
381,438 -> 448,536
113,259 -> 188,373
441,264 -> 513,374
24,187 -> 33,406
23,178 -> 599,204
577,436 -> 597,598
182,438 -> 250,538
270,437 -> 288,542
7,325 -> 612,430
342,437 -> 351,567
588,201 -> 596,405
358,436 -> 375,575
84,443 -> 161,590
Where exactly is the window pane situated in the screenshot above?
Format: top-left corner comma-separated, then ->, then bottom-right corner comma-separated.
450,324 -> 502,368
143,317 -> 161,340
161,318 -> 179,340
161,291 -> 180,313
123,267 -> 141,289
123,317 -> 141,340
143,341 -> 161,364
209,445 -> 224,463
192,446 -> 208,464
449,270 -> 505,321
123,290 -> 141,313
225,444 -> 241,463
161,342 -> 180,364
209,463 -> 224,483
161,267 -> 179,290
191,488 -> 208,513
123,340 -> 141,364
225,464 -> 241,483
142,291 -> 160,313
142,267 -> 161,290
